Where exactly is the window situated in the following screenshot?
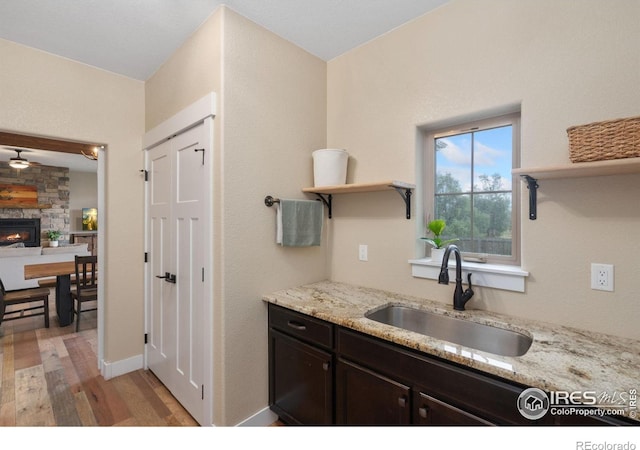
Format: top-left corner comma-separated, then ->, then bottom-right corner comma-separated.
424,113 -> 520,265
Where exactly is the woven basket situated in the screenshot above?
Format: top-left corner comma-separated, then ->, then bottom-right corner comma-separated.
567,116 -> 640,162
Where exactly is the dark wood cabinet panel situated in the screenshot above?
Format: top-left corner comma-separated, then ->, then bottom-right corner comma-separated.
269,329 -> 333,425
269,304 -> 333,350
413,391 -> 492,426
336,359 -> 411,425
336,327 -> 551,425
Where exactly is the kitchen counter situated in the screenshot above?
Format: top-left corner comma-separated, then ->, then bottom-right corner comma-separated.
263,280 -> 640,422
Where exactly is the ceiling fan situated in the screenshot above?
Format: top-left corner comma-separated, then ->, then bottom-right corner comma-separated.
2,148 -> 42,169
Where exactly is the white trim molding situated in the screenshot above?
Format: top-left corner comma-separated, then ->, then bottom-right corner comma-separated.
143,92 -> 216,150
409,258 -> 529,292
101,354 -> 144,380
234,406 -> 279,427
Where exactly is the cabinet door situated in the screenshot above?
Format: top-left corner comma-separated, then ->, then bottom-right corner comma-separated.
414,391 -> 492,425
336,359 -> 411,425
269,329 -> 333,425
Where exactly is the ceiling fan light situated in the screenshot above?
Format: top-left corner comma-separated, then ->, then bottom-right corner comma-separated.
9,159 -> 29,169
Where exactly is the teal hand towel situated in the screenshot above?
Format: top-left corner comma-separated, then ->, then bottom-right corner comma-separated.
276,199 -> 323,247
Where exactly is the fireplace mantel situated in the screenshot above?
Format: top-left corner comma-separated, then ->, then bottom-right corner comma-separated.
1,205 -> 52,209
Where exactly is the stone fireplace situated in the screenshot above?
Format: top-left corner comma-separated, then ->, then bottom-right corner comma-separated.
0,218 -> 41,247
0,164 -> 70,244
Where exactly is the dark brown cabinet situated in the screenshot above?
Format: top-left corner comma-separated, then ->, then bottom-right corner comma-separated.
413,391 -> 492,425
268,304 -> 333,425
336,359 -> 410,425
268,303 -> 636,426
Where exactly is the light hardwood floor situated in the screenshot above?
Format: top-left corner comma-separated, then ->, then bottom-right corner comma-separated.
0,289 -> 198,426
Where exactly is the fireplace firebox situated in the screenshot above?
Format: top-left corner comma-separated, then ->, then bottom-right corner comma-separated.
0,218 -> 41,247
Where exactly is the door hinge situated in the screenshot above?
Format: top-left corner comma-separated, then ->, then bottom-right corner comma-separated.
140,169 -> 148,181
144,333 -> 148,344
144,252 -> 148,263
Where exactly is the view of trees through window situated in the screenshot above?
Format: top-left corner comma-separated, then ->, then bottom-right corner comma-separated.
434,124 -> 513,257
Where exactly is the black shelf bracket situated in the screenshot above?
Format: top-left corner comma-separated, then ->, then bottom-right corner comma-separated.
314,194 -> 333,218
521,175 -> 539,220
393,187 -> 413,219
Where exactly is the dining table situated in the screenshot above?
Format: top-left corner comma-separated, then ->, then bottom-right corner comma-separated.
24,261 -> 81,327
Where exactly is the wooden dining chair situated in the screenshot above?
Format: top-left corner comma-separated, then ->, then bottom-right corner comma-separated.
71,255 -> 98,332
0,277 -> 50,328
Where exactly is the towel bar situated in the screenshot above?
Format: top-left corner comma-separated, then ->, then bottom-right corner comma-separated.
264,195 -> 331,217
264,195 -> 280,207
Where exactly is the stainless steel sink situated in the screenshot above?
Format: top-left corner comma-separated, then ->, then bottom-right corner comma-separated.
365,305 -> 532,357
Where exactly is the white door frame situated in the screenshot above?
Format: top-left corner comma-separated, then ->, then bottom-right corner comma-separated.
142,92 -> 216,426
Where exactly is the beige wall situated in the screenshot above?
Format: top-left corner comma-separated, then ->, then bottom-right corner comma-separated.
326,0 -> 640,339
145,6 -> 327,425
0,38 -> 146,361
69,171 -> 98,231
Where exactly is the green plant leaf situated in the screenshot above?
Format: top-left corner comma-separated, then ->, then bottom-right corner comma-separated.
427,219 -> 446,237
419,238 -> 438,248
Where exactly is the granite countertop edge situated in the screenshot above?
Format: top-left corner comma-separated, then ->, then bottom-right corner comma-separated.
263,280 -> 640,423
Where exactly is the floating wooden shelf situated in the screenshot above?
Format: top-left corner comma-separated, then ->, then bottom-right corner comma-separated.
512,157 -> 640,180
302,180 -> 415,219
513,157 -> 640,220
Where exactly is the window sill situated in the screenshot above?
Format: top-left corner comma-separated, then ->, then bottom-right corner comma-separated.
409,258 -> 529,293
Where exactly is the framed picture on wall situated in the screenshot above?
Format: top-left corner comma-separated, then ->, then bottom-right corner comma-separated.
82,208 -> 98,231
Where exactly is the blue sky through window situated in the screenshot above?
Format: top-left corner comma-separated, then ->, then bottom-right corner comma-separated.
436,125 -> 512,193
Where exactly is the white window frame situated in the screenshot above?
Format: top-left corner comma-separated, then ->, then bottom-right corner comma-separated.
410,110 -> 529,292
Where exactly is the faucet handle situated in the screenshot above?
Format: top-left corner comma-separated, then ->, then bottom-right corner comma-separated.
461,273 -> 474,304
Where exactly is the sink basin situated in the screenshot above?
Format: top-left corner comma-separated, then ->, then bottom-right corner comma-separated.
365,305 -> 532,357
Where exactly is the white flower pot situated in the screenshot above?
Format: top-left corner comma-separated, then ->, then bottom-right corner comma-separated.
49,240 -> 59,247
430,247 -> 444,263
312,149 -> 348,187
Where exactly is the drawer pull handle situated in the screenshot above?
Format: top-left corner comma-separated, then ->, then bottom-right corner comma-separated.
419,406 -> 429,419
287,320 -> 307,331
398,396 -> 407,408
322,362 -> 330,371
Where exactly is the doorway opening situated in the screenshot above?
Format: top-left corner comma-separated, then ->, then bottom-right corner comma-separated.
0,130 -> 106,366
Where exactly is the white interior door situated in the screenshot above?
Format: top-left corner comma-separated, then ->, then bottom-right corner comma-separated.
146,122 -> 209,425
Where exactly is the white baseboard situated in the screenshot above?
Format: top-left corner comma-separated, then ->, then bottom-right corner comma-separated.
100,354 -> 144,380
235,406 -> 279,427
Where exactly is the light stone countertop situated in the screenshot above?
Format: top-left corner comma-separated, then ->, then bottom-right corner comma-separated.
263,280 -> 640,422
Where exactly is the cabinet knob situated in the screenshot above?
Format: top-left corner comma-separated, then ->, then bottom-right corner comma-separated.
322,362 -> 330,371
398,396 -> 407,408
419,406 -> 429,419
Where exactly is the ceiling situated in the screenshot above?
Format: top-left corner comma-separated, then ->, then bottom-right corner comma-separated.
0,0 -> 449,81
0,146 -> 98,173
0,0 -> 449,169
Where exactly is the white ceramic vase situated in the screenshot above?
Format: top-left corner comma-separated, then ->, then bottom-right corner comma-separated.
430,247 -> 444,263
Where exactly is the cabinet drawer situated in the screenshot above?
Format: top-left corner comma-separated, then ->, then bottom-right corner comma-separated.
268,304 -> 333,349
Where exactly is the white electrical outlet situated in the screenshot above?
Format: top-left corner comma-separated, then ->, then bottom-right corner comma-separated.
358,244 -> 368,261
591,263 -> 614,292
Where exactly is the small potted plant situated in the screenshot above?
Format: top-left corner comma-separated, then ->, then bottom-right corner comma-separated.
420,219 -> 458,263
47,229 -> 62,247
